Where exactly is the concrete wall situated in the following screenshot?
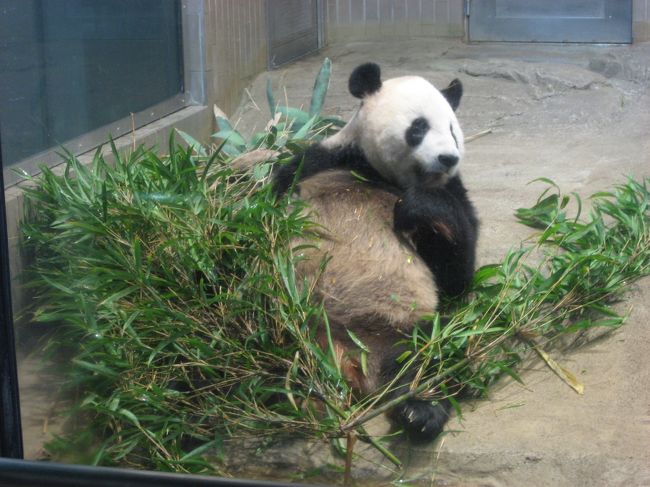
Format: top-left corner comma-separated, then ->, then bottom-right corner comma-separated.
205,0 -> 268,116
634,0 -> 650,41
326,0 -> 465,43
327,0 -> 650,43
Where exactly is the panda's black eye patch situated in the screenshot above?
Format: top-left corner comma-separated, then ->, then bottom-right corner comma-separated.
405,117 -> 430,147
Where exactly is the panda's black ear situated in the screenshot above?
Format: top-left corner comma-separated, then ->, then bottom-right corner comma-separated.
440,78 -> 463,111
349,63 -> 382,99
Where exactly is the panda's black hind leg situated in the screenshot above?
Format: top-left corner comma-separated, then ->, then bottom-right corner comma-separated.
379,339 -> 454,443
390,399 -> 451,443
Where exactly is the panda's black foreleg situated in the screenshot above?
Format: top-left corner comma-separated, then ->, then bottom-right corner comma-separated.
393,175 -> 478,298
273,144 -> 373,195
274,145 -> 335,195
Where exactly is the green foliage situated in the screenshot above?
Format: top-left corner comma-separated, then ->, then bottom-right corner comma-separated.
184,57 -> 345,160
18,58 -> 650,475
23,135 -> 649,474
21,140 -> 354,473
410,177 -> 650,399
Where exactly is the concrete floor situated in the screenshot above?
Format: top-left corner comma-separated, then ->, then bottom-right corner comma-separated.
231,39 -> 650,486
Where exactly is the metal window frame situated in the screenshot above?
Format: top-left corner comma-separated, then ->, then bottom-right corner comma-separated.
0,458 -> 302,487
2,0 -> 207,188
0,132 -> 23,460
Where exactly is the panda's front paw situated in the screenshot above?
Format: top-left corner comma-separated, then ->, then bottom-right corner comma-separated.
393,196 -> 420,233
394,187 -> 461,242
391,399 -> 450,443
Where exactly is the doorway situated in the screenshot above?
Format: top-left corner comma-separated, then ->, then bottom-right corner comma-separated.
468,0 -> 632,43
267,0 -> 324,68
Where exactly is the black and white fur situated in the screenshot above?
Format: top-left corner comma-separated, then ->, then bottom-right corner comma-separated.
274,63 -> 478,442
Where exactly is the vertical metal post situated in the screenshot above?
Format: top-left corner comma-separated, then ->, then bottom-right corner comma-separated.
316,0 -> 326,49
464,0 -> 471,43
0,131 -> 24,459
181,0 -> 207,106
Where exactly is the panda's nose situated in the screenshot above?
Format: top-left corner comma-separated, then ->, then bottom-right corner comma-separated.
438,154 -> 459,168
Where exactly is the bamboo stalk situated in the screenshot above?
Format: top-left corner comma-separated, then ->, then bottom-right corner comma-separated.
344,432 -> 357,486
465,128 -> 493,143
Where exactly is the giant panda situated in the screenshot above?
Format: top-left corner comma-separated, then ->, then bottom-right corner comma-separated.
274,63 -> 478,442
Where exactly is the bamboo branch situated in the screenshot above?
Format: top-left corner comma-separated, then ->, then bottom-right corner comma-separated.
341,358 -> 470,432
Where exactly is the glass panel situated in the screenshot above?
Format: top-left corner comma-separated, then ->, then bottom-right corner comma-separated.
470,0 -> 632,42
0,0 -> 182,170
2,1 -> 646,485
0,0 -> 183,462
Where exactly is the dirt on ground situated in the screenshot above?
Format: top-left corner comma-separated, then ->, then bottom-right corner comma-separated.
228,38 -> 650,486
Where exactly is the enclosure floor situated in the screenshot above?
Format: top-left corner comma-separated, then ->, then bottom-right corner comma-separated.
230,38 -> 650,486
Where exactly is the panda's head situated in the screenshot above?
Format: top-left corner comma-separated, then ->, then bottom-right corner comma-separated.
325,63 -> 464,189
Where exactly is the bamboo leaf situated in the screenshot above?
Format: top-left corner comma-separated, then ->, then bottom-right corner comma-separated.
346,329 -> 369,353
71,359 -> 119,378
118,408 -> 141,427
309,58 -> 331,117
175,129 -> 207,157
530,343 -> 584,395
266,78 -> 277,116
